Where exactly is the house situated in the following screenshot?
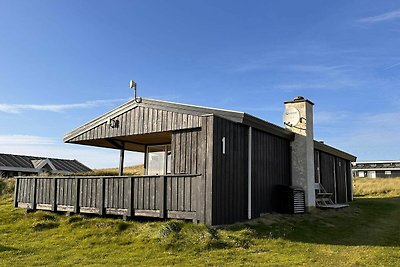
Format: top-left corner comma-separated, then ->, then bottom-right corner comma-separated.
0,153 -> 92,177
14,96 -> 356,225
352,161 -> 400,178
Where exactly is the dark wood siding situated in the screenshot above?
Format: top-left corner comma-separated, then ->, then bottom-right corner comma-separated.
68,106 -> 201,142
316,150 -> 352,204
319,152 -> 336,202
171,129 -> 201,175
211,116 -> 248,225
346,161 -> 353,201
335,158 -> 348,203
251,128 -> 291,217
15,175 -> 201,219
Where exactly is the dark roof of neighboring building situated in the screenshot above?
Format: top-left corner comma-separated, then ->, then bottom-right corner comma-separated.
0,153 -> 92,174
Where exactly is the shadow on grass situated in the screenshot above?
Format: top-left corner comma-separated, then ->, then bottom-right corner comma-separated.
223,197 -> 400,248
0,245 -> 19,253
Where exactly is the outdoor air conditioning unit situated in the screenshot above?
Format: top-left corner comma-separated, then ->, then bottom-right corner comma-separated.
277,185 -> 306,214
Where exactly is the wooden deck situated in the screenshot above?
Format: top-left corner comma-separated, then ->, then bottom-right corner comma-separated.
14,174 -> 201,222
317,204 -> 349,209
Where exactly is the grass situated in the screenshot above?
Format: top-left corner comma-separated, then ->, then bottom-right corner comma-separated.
353,177 -> 400,197
76,164 -> 144,176
0,178 -> 399,266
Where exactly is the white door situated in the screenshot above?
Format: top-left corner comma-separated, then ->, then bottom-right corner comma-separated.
367,171 -> 376,178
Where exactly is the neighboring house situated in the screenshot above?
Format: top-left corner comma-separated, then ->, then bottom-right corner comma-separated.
15,96 -> 356,225
352,161 -> 400,178
0,153 -> 92,177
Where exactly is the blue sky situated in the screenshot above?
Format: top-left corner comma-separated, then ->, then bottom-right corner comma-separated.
1,1 -> 400,168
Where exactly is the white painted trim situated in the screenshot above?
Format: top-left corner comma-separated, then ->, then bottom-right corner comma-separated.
248,127 -> 252,220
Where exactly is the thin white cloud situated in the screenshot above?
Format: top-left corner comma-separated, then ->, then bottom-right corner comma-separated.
0,99 -> 128,114
384,62 -> 400,70
358,9 -> 400,23
0,135 -> 56,145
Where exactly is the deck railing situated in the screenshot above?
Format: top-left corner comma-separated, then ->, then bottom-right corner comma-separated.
14,174 -> 201,222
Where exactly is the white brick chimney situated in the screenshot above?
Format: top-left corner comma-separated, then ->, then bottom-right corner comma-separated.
284,96 -> 315,209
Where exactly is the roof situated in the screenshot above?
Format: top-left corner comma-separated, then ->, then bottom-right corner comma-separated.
0,153 -> 92,174
314,141 -> 357,162
352,160 -> 400,171
63,97 -> 356,161
64,97 -> 294,143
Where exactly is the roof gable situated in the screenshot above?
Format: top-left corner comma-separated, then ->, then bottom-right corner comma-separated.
64,98 -> 293,144
0,153 -> 92,173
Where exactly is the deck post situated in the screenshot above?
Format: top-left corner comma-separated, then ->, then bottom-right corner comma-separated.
74,178 -> 80,213
51,178 -> 57,212
119,143 -> 125,176
127,177 -> 134,217
99,177 -> 106,216
30,178 -> 37,211
159,176 -> 166,219
13,178 -> 19,208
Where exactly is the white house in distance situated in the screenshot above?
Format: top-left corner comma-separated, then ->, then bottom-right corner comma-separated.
352,160 -> 400,178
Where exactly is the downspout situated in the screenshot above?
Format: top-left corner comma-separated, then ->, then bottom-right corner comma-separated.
248,127 -> 252,220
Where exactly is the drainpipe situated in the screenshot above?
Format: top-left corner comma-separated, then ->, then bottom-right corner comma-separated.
248,126 -> 252,220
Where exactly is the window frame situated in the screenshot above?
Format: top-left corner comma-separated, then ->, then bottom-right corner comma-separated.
145,144 -> 171,175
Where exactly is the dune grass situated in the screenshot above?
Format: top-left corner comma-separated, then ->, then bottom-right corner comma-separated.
0,177 -> 399,266
353,177 -> 400,198
79,164 -> 144,176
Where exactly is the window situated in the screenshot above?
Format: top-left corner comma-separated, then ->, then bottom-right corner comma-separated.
146,145 -> 171,175
385,171 -> 392,175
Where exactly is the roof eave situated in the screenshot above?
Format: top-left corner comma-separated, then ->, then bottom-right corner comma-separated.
242,113 -> 295,140
314,141 -> 357,161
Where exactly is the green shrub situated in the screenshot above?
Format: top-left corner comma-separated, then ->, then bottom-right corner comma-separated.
158,220 -> 183,238
32,221 -> 59,231
0,178 -> 15,197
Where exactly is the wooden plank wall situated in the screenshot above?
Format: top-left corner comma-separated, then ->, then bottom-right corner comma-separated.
319,152 -> 336,202
132,176 -> 157,210
57,179 -> 76,207
171,129 -> 201,175
316,150 -> 352,204
346,161 -> 353,201
15,175 -> 200,219
166,176 -> 198,212
69,106 -> 201,142
196,115 -> 214,225
335,158 -> 348,203
211,116 -> 248,225
251,128 -> 291,217
16,178 -> 34,204
36,178 -> 53,205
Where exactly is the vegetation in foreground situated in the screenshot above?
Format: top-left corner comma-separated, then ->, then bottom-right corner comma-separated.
0,178 -> 399,266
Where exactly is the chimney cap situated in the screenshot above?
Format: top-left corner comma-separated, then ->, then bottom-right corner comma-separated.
284,96 -> 314,105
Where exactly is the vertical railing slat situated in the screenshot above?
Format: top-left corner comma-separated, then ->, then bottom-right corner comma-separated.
159,176 -> 166,218
13,178 -> 19,208
52,178 -> 57,212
